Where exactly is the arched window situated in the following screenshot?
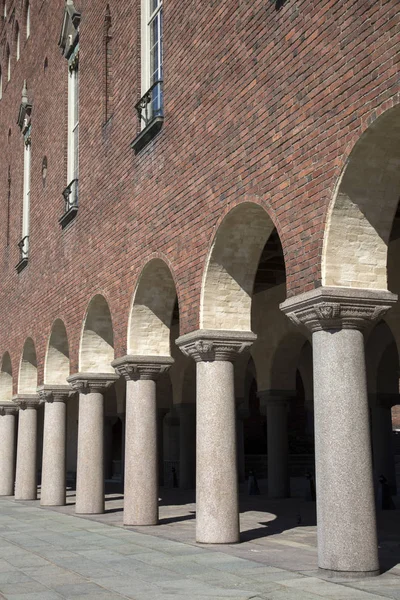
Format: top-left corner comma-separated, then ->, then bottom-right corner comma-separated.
25,1 -> 30,39
6,44 -> 10,81
15,22 -> 20,61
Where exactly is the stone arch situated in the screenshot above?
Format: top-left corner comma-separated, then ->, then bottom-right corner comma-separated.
18,338 -> 37,393
0,352 -> 13,401
128,258 -> 177,356
44,319 -> 70,384
79,295 -> 114,373
270,332 -> 309,391
323,105 -> 400,290
201,202 -> 279,331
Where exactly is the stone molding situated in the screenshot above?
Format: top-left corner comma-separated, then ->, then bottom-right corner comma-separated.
176,329 -> 256,363
0,402 -> 18,416
37,384 -> 75,403
112,355 -> 174,381
67,372 -> 119,394
12,394 -> 41,410
280,287 -> 397,333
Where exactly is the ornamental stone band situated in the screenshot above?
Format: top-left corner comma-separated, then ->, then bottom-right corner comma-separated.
37,384 -> 75,403
280,287 -> 397,332
67,372 -> 119,393
176,329 -> 257,362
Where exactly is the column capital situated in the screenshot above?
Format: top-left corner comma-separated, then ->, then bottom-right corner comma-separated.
0,401 -> 18,416
280,287 -> 397,333
112,355 -> 174,381
67,372 -> 119,394
176,329 -> 256,363
12,394 -> 40,410
37,384 -> 75,403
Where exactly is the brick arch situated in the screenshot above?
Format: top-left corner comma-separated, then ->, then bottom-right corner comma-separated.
128,258 -> 177,356
322,104 -> 400,290
0,352 -> 13,402
79,295 -> 114,373
201,202 -> 282,331
18,338 -> 37,393
44,319 -> 70,385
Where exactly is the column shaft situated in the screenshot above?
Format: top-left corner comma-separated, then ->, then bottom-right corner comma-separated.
313,328 -> 379,575
179,404 -> 196,489
196,360 -> 239,543
267,399 -> 289,498
124,378 -> 158,525
41,401 -> 66,506
15,408 -> 37,500
76,392 -> 104,514
0,412 -> 16,496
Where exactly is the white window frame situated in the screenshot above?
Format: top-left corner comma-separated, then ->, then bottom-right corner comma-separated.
67,50 -> 79,204
140,0 -> 163,126
26,2 -> 30,39
22,131 -> 31,258
16,24 -> 20,60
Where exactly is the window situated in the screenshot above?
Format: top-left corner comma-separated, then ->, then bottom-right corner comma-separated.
15,22 -> 20,61
16,81 -> 32,272
6,44 -> 10,81
67,50 -> 79,209
25,1 -> 30,39
132,0 -> 163,152
58,1 -> 80,226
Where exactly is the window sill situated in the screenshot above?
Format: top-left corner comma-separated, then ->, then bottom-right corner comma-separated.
59,205 -> 78,229
131,115 -> 164,154
16,257 -> 28,273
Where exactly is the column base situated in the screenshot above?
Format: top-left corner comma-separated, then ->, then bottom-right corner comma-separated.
123,520 -> 158,527
196,537 -> 241,545
318,567 -> 380,579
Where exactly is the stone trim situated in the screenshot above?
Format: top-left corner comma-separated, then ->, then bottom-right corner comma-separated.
67,372 -> 119,394
112,355 -> 174,381
176,329 -> 256,363
37,384 -> 75,403
280,287 -> 397,333
0,402 -> 18,416
12,394 -> 40,410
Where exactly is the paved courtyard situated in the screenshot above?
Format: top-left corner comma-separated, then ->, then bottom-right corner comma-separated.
0,481 -> 399,600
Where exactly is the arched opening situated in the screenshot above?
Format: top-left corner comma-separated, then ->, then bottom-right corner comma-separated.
44,319 -> 70,384
79,295 -> 114,373
0,352 -> 13,402
18,338 -> 37,393
323,105 -> 400,290
128,258 -> 177,356
201,203 -> 278,331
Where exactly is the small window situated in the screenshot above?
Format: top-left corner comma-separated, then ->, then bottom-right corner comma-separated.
6,44 -> 10,81
25,1 -> 30,39
15,22 -> 20,61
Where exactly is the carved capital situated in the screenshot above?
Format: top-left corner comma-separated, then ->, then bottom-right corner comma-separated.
0,402 -> 18,416
67,372 -> 119,394
112,355 -> 174,381
176,329 -> 256,363
37,384 -> 75,404
12,394 -> 40,410
281,287 -> 397,333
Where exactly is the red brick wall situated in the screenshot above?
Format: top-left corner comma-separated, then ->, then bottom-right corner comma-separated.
0,0 -> 399,386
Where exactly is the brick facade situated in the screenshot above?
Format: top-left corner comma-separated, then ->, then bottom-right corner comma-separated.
0,0 -> 399,386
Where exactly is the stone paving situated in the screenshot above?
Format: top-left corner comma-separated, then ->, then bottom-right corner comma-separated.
0,482 -> 399,600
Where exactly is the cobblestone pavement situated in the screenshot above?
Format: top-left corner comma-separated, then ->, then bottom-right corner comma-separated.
0,486 -> 399,600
